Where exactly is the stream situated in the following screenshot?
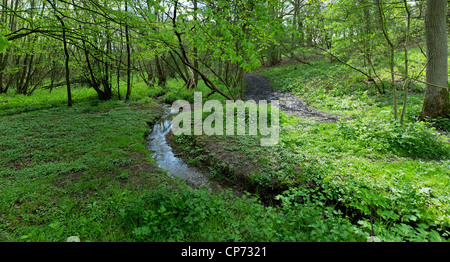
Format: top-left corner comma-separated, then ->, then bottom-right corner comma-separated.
146,105 -> 228,192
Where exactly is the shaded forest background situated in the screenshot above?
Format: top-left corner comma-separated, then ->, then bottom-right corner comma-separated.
1,0 -> 448,118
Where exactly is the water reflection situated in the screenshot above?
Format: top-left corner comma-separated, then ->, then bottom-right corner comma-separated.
147,107 -> 215,190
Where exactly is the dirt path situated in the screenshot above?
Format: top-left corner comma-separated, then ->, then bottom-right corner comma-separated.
244,74 -> 340,122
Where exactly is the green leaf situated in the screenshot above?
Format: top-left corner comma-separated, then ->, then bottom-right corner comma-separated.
0,34 -> 9,52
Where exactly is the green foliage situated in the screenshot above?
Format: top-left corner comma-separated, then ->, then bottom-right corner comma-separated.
257,57 -> 450,241
424,116 -> 450,132
337,178 -> 448,242
274,161 -> 449,242
118,184 -> 368,242
0,0 -> 448,245
119,185 -> 227,241
173,102 -> 450,241
0,75 -> 158,116
0,86 -> 97,116
0,34 -> 9,52
162,79 -> 196,104
337,118 -> 450,159
274,187 -> 368,242
0,91 -> 165,242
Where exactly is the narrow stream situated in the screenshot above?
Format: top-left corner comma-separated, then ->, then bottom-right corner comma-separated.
146,106 -> 227,192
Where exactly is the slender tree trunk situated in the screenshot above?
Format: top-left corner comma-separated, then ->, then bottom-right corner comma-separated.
16,53 -> 29,94
146,0 -> 166,87
105,11 -> 112,100
192,0 -> 199,88
421,0 -> 449,119
376,0 -> 397,119
292,0 -> 298,50
0,52 -> 7,94
400,0 -> 411,123
125,0 -> 132,100
82,40 -> 105,100
118,22 -> 123,100
155,55 -> 166,87
56,15 -> 72,107
239,67 -> 244,100
49,64 -> 56,94
117,63 -> 121,100
363,0 -> 372,77
0,65 -> 4,94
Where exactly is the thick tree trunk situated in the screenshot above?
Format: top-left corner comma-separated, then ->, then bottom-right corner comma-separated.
421,0 -> 449,119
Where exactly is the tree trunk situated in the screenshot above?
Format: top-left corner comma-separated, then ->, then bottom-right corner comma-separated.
192,0 -> 199,88
400,0 -> 411,123
363,0 -> 372,76
155,55 -> 166,87
56,15 -> 72,107
421,0 -> 449,119
0,52 -> 8,94
376,0 -> 397,119
125,0 -> 132,100
117,62 -> 121,100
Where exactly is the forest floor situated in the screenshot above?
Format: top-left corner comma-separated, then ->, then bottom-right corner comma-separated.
1,55 -> 449,242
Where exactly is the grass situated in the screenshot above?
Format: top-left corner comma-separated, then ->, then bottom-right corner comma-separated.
0,92 -> 170,241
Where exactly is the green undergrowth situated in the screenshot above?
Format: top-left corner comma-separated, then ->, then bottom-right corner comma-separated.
0,79 -> 371,242
2,57 -> 449,242
170,55 -> 450,241
173,110 -> 450,241
258,57 -> 450,241
0,77 -> 156,117
157,78 -> 234,105
0,93 -> 172,241
119,184 -> 367,242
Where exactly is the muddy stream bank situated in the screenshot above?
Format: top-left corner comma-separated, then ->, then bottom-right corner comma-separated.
146,105 -> 235,193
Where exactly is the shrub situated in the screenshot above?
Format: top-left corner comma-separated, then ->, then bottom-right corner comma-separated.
163,80 -> 195,104
118,184 -> 370,242
424,116 -> 450,132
